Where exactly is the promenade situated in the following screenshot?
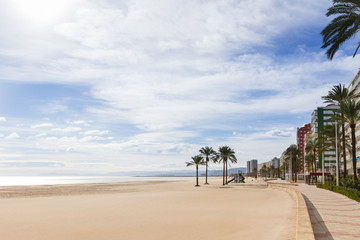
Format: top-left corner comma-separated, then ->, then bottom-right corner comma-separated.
290,183 -> 360,240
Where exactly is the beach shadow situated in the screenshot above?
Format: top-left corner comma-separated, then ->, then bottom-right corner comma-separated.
302,194 -> 334,240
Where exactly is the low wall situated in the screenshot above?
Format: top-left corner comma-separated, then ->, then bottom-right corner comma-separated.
267,183 -> 315,240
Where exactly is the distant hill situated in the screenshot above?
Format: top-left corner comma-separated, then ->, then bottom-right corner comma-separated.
108,167 -> 247,177
203,167 -> 247,176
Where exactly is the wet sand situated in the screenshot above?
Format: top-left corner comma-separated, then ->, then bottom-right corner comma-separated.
0,177 -> 296,240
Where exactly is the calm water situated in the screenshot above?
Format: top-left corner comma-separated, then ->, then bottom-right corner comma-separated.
0,176 -> 192,186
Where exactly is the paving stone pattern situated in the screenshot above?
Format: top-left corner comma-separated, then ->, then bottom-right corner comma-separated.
291,183 -> 360,240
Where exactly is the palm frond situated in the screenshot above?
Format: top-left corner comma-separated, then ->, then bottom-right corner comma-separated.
186,162 -> 194,167
199,146 -> 217,162
321,0 -> 360,59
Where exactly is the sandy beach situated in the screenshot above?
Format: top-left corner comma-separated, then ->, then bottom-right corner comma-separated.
0,177 -> 296,240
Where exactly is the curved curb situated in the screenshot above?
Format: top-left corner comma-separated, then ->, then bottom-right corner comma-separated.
267,183 -> 315,240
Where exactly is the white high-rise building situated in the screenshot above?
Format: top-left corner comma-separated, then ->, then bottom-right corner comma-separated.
246,159 -> 258,175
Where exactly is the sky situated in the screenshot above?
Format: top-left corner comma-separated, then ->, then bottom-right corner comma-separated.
0,0 -> 360,176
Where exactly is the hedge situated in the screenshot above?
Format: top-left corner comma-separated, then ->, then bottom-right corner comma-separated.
317,183 -> 360,202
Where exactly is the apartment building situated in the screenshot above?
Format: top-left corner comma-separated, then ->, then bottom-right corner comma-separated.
257,157 -> 280,177
297,123 -> 311,173
247,159 -> 258,176
310,106 -> 338,172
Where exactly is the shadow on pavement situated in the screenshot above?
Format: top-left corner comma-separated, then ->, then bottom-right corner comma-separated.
302,194 -> 334,240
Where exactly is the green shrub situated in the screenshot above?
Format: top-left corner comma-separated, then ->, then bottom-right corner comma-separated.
317,183 -> 360,202
339,176 -> 360,190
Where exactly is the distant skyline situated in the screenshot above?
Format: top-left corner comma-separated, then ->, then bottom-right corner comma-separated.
1,0 -> 360,175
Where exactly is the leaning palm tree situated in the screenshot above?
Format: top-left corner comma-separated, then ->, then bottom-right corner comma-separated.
342,99 -> 360,181
199,146 -> 217,184
321,0 -> 360,60
322,84 -> 358,177
214,146 -> 237,185
186,155 -> 205,187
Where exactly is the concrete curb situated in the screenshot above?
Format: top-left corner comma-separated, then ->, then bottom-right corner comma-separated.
267,183 -> 315,240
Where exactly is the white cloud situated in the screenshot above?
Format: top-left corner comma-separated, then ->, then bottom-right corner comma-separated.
82,130 -> 109,135
35,133 -> 47,137
79,136 -> 108,142
51,127 -> 82,132
265,129 -> 292,138
6,132 -> 20,139
0,0 -> 358,174
0,117 -> 6,122
31,123 -> 53,128
66,120 -> 87,125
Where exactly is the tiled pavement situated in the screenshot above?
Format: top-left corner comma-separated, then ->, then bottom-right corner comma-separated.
290,183 -> 360,240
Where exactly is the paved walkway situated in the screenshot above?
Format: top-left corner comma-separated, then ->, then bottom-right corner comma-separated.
290,183 -> 360,240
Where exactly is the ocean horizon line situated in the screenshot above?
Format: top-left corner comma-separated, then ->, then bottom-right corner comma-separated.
0,176 -> 196,187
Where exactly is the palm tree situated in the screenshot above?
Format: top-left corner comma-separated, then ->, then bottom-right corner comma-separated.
280,162 -> 288,179
305,139 -> 317,173
322,84 -> 358,177
305,154 -> 314,172
214,146 -> 237,185
253,167 -> 258,178
186,155 -> 205,187
269,165 -> 275,178
342,99 -> 360,181
321,0 -> 360,60
260,165 -> 267,178
199,146 -> 217,184
285,145 -> 301,182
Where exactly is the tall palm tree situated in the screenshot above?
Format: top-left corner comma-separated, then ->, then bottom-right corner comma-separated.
269,165 -> 275,178
186,155 -> 205,187
285,145 -> 301,182
260,165 -> 267,178
342,99 -> 360,181
199,146 -> 217,184
322,84 -> 358,177
323,124 -> 339,172
305,139 -> 318,173
214,146 -> 237,185
305,154 -> 314,173
280,159 -> 289,179
321,0 -> 360,60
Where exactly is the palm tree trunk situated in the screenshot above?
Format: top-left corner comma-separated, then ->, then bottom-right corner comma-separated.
222,161 -> 225,185
205,157 -> 209,184
196,165 -> 199,186
292,156 -> 294,182
313,150 -> 317,183
225,159 -> 228,184
311,157 -> 314,172
313,150 -> 317,172
342,122 -> 347,178
351,124 -> 358,181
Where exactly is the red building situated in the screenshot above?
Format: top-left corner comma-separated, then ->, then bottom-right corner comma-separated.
297,123 -> 311,173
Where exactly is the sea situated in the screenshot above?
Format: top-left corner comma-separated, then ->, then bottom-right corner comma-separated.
0,176 -> 193,187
